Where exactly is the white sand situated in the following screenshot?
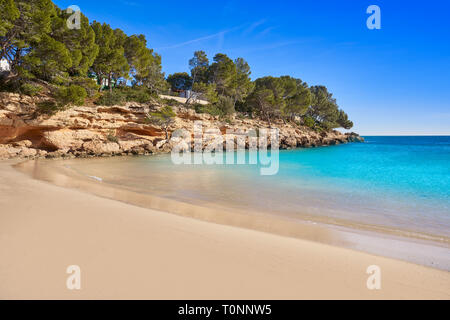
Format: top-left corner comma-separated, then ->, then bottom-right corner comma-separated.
0,161 -> 449,299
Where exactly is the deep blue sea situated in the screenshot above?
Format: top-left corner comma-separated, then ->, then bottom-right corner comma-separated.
68,136 -> 450,239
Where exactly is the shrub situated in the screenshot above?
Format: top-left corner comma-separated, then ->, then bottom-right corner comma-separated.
215,95 -> 235,115
161,98 -> 181,107
303,116 -> 316,129
37,101 -> 64,115
95,90 -> 126,106
51,75 -> 68,86
19,83 -> 42,97
193,103 -> 223,117
224,118 -> 233,125
120,87 -> 151,103
0,79 -> 19,93
0,79 -> 41,96
106,130 -> 119,143
55,85 -> 87,107
72,77 -> 101,98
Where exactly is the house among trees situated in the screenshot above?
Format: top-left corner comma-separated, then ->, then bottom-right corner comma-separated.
179,90 -> 202,100
88,73 -> 117,90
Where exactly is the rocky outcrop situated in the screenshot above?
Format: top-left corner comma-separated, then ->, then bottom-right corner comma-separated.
346,132 -> 365,143
0,92 -> 363,160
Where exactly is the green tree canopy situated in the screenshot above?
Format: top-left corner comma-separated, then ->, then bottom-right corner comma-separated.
230,57 -> 254,108
280,77 -> 312,120
247,87 -> 278,126
337,109 -> 353,129
308,85 -> 341,129
167,72 -> 192,92
192,82 -> 218,104
0,0 -> 20,37
189,50 -> 209,84
91,21 -> 129,91
208,53 -> 236,97
24,33 -> 71,81
0,0 -> 55,74
51,7 -> 99,77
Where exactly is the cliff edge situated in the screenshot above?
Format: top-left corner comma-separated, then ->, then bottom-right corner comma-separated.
0,92 -> 363,160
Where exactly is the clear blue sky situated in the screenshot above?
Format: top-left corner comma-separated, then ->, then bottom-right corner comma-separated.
54,0 -> 450,135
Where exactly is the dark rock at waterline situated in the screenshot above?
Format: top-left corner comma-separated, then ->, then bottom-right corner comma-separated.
345,132 -> 365,143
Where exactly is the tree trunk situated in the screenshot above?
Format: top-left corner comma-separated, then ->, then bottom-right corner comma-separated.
98,76 -> 103,91
108,73 -> 112,92
164,127 -> 169,140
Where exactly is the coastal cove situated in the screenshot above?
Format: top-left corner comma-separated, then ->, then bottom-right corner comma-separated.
1,0 -> 449,302
14,136 -> 450,271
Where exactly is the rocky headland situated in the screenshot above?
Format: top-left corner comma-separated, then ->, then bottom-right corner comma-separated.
0,92 -> 363,160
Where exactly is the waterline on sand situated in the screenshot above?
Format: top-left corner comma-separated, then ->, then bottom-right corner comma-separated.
15,157 -> 450,271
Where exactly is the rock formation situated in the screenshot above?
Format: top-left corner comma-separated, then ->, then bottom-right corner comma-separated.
0,92 -> 363,160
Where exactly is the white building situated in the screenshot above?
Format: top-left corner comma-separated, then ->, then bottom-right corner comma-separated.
0,59 -> 10,72
179,90 -> 202,101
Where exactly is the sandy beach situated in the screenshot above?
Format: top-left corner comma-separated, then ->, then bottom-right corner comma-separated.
0,160 -> 449,299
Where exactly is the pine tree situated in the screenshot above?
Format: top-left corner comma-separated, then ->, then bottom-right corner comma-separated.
91,21 -> 129,91
0,0 -> 55,74
51,7 -> 99,77
231,57 -> 254,109
24,33 -> 71,81
0,0 -> 20,37
208,53 -> 236,96
189,50 -> 209,84
167,72 -> 192,92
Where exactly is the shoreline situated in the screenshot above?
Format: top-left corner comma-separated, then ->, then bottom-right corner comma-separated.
15,157 -> 450,271
1,159 -> 449,299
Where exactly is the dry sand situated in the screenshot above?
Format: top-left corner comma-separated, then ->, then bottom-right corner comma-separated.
0,161 -> 449,299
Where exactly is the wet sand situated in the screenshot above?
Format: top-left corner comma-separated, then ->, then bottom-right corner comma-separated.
15,158 -> 450,271
0,160 -> 449,299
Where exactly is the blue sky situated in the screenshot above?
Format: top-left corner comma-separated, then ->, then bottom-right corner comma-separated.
54,0 -> 450,135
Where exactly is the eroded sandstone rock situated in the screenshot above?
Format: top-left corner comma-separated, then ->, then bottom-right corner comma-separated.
0,92 -> 363,160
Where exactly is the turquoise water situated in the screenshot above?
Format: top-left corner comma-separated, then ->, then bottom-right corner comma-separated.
69,136 -> 450,239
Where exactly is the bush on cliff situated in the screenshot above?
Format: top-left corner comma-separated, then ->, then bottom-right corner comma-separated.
71,77 -> 101,98
95,91 -> 126,106
303,116 -> 316,129
94,87 -> 153,106
0,78 -> 42,97
193,103 -> 222,117
36,101 -> 62,115
161,98 -> 181,107
146,106 -> 176,140
19,83 -> 42,97
55,85 -> 87,107
120,87 -> 152,103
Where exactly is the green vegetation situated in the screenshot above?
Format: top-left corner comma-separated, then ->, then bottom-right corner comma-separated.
167,72 -> 192,92
36,100 -> 60,114
94,87 -> 153,106
19,83 -> 42,96
146,106 -> 176,139
55,85 -> 86,106
106,130 -> 119,143
167,51 -> 353,130
0,0 -> 353,130
71,77 -> 100,98
193,103 -> 222,117
94,90 -> 125,106
0,0 -> 166,106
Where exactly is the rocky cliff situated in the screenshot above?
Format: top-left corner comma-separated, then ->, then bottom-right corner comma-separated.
0,92 -> 363,160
